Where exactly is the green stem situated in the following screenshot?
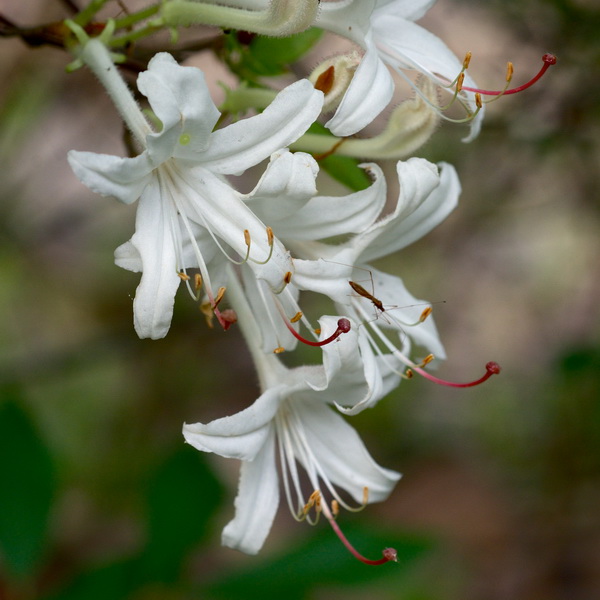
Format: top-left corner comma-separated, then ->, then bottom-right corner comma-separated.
110,22 -> 162,46
113,3 -> 161,29
74,0 -> 111,26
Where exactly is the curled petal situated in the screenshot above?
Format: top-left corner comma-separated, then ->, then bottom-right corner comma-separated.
183,386 -> 283,460
68,150 -> 153,205
197,80 -> 324,175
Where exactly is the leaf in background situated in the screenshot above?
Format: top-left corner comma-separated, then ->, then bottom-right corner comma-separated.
206,524 -> 432,600
0,389 -> 56,578
224,28 -> 322,80
306,122 -> 371,192
133,446 -> 224,584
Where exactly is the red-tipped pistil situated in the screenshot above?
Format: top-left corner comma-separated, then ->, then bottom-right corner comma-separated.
286,318 -> 351,347
461,53 -> 556,96
414,361 -> 501,388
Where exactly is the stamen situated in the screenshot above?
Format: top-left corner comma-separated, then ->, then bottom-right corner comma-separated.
460,53 -> 557,96
419,307 -> 432,322
413,360 -> 501,388
250,226 -> 275,265
325,510 -> 397,566
273,346 -> 285,354
331,499 -> 340,517
213,286 -> 226,308
284,318 -> 351,347
178,270 -> 190,281
290,312 -> 303,323
463,51 -> 472,70
194,273 -> 202,291
283,271 -> 293,285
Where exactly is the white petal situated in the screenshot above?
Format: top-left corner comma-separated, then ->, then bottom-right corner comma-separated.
315,0 -> 376,44
68,150 -> 153,204
114,240 -> 141,272
243,149 -> 318,220
267,163 -> 386,240
138,53 -> 220,163
373,17 -> 484,141
325,32 -> 394,136
221,431 -> 279,555
195,80 -> 323,175
183,386 -> 283,461
374,0 -> 436,21
125,182 -> 182,339
296,401 -> 401,503
357,160 -> 459,263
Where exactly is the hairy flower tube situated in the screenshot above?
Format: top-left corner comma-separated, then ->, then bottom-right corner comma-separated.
67,37 -> 323,338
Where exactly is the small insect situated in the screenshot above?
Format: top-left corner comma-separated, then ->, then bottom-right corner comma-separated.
348,280 -> 385,313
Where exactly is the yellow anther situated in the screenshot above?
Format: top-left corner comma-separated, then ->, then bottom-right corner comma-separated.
273,346 -> 285,354
463,51 -> 472,70
331,499 -> 340,517
200,302 -> 214,328
266,226 -> 274,246
313,328 -> 321,336
244,229 -> 251,248
290,312 -> 303,323
212,286 -> 226,308
475,92 -> 483,109
419,306 -> 433,322
506,61 -> 514,82
405,368 -> 414,379
194,273 -> 202,291
178,271 -> 190,281
362,486 -> 369,505
283,271 -> 292,285
421,354 -> 435,366
456,72 -> 465,93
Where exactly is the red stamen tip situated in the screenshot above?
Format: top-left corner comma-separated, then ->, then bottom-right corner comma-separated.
486,361 -> 501,375
382,547 -> 398,563
285,317 -> 351,347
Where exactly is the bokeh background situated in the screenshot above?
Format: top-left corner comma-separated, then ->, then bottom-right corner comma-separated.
1,1 -> 599,599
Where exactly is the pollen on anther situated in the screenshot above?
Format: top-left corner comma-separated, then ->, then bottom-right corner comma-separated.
273,346 -> 285,354
213,286 -> 226,307
506,61 -> 514,82
178,271 -> 190,281
266,226 -> 274,246
283,271 -> 292,285
194,273 -> 202,290
331,499 -> 340,517
463,51 -> 472,70
290,312 -> 303,323
419,307 -> 433,322
244,229 -> 251,247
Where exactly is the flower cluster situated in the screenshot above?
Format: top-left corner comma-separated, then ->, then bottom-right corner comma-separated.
63,0 -> 553,563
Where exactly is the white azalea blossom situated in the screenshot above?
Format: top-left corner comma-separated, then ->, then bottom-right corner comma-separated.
315,0 -> 484,140
245,157 -> 460,408
68,43 -> 323,339
183,270 -> 401,554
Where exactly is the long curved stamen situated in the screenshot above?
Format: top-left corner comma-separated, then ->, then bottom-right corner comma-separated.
317,494 -> 397,566
460,53 -> 557,96
284,318 -> 351,348
411,360 -> 501,387
356,302 -> 501,388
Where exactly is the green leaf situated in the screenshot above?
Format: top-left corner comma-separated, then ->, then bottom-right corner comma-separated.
306,122 -> 371,192
0,389 -> 56,578
224,29 -> 322,80
206,524 -> 432,599
133,447 -> 224,583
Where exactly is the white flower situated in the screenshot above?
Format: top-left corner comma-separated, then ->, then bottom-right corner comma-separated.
315,0 -> 483,140
68,47 -> 323,339
183,272 -> 401,555
249,157 -> 461,408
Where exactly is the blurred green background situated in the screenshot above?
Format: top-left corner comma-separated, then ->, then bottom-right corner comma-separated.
1,0 -> 599,598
